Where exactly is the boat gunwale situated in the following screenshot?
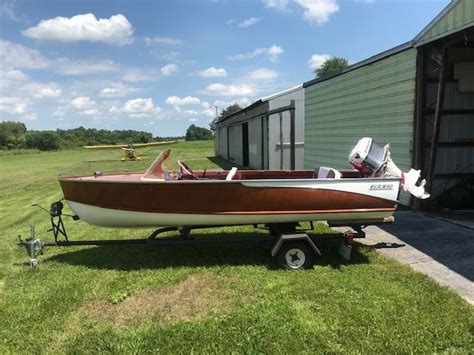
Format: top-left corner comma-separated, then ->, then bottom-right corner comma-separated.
58,175 -> 403,185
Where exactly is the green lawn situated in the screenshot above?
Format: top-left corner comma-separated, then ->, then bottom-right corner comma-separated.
0,140 -> 472,353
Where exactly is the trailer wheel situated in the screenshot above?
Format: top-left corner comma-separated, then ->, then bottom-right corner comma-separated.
277,241 -> 315,270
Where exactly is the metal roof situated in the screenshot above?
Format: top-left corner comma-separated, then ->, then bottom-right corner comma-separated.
215,85 -> 303,124
413,0 -> 465,46
214,99 -> 263,125
259,84 -> 302,101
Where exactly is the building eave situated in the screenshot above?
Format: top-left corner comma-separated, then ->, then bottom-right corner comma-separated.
413,0 -> 459,45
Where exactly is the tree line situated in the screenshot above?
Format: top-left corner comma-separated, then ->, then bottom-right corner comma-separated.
0,121 -> 191,151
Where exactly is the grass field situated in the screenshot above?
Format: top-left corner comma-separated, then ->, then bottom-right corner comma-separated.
0,140 -> 472,353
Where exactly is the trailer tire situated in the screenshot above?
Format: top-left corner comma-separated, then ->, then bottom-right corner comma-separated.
276,241 -> 315,270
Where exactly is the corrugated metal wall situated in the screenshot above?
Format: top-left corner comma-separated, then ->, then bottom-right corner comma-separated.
217,127 -> 228,159
416,0 -> 474,46
304,48 -> 417,169
268,88 -> 305,170
228,125 -> 242,165
214,102 -> 269,167
304,48 -> 418,205
248,117 -> 263,169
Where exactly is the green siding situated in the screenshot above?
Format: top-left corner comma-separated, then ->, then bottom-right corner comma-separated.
416,0 -> 474,46
304,48 -> 418,204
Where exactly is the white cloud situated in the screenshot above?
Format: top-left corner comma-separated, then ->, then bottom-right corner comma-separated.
0,96 -> 29,114
71,96 -> 96,110
262,0 -> 289,10
52,107 -> 67,117
227,18 -> 238,27
22,113 -> 37,121
247,68 -> 279,81
1,1 -> 16,21
205,83 -> 254,97
296,0 -> 339,25
122,68 -> 159,82
0,68 -> 62,110
110,98 -> 162,117
22,13 -> 134,45
213,98 -> 252,111
238,17 -> 261,28
264,0 -> 339,25
160,63 -> 178,76
99,82 -> 128,98
188,118 -> 198,122
1,69 -> 28,82
184,110 -> 199,116
0,69 -> 29,91
198,102 -> 220,119
70,96 -> 102,118
0,40 -> 49,69
55,58 -> 118,75
201,105 -> 216,118
197,67 -> 227,78
165,96 -> 201,106
159,51 -> 180,61
228,45 -> 284,62
22,82 -> 62,99
82,108 -> 100,116
307,53 -> 331,70
145,36 -> 183,45
267,45 -> 284,62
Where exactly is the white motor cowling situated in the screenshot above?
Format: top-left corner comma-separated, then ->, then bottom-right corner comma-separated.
348,137 -> 430,199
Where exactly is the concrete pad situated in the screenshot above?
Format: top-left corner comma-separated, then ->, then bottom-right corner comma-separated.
356,211 -> 474,304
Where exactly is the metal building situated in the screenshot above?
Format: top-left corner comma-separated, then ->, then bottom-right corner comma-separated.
303,0 -> 473,207
215,85 -> 304,170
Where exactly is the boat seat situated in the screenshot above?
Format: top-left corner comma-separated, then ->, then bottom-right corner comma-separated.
226,167 -> 238,181
313,167 -> 342,179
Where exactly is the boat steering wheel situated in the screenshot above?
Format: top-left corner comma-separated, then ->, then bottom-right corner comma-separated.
178,160 -> 198,180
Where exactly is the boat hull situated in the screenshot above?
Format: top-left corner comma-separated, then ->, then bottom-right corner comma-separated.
66,200 -> 395,228
59,176 -> 401,228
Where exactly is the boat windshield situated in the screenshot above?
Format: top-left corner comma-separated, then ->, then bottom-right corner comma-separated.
142,148 -> 171,179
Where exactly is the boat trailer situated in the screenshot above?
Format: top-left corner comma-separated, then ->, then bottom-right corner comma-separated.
17,201 -> 387,270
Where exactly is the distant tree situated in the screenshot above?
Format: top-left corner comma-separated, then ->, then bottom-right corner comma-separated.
209,103 -> 243,134
220,104 -> 242,119
24,131 -> 60,151
185,124 -> 213,141
0,121 -> 27,149
0,123 -> 158,150
314,57 -> 349,77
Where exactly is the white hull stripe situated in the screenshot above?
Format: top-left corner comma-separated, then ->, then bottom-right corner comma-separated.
241,179 -> 400,202
67,201 -> 395,229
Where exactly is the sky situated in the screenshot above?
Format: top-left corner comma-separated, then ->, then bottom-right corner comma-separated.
0,0 -> 449,136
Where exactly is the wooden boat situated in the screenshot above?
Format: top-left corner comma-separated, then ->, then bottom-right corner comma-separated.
58,138 -> 429,228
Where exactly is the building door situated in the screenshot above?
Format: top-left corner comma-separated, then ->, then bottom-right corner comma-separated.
242,122 -> 249,167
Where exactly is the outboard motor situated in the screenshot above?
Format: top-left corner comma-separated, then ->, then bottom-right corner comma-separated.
348,137 -> 430,199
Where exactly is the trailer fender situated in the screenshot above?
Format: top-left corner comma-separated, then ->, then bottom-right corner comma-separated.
271,233 -> 321,257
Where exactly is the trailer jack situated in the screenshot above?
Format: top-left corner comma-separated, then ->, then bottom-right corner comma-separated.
18,225 -> 44,268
